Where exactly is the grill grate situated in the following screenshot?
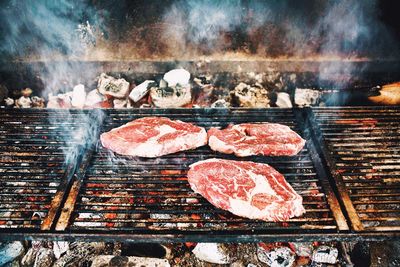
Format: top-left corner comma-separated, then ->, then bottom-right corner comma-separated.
1,107 -> 400,241
310,107 -> 400,232
61,108 -> 347,242
0,109 -> 90,231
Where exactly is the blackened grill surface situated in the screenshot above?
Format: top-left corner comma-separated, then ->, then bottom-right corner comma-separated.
311,107 -> 400,232
67,108 -> 345,241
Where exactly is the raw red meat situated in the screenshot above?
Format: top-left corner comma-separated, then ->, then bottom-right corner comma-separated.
208,123 -> 306,157
100,117 -> 207,157
187,158 -> 305,221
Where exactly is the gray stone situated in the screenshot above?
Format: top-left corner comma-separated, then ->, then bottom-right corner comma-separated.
0,242 -> 25,266
91,255 -> 170,267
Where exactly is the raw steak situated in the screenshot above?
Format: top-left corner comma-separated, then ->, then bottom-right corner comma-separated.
100,117 -> 207,157
208,123 -> 305,157
187,158 -> 305,221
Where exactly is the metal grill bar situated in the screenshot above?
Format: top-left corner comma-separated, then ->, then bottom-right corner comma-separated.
309,106 -> 400,232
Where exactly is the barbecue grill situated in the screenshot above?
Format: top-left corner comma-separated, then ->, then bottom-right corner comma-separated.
1,106 -> 399,242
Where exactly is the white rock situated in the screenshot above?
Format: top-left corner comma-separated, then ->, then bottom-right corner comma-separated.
163,69 -> 190,86
16,96 -> 32,108
71,84 -> 86,108
85,89 -> 105,107
312,246 -> 338,264
192,243 -> 231,264
113,98 -> 128,108
234,82 -> 269,108
91,255 -> 170,267
276,92 -> 292,108
295,88 -> 321,107
0,242 -> 25,266
53,241 -> 69,259
4,97 -> 14,106
129,80 -> 154,102
290,242 -> 313,257
98,73 -> 130,98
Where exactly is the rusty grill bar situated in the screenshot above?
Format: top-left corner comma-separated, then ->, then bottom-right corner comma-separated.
0,107 -> 399,242
309,106 -> 400,233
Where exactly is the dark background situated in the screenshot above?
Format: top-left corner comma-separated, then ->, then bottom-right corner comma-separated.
0,0 -> 399,60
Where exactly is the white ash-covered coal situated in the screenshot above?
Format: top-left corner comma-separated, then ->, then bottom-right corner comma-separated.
2,64 -> 400,109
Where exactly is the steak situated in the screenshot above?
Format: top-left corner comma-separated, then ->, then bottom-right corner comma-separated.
100,117 -> 207,157
187,158 -> 305,221
208,123 -> 306,157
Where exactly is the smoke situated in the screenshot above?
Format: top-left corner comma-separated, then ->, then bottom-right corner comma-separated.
0,0 -> 108,166
160,0 -> 399,59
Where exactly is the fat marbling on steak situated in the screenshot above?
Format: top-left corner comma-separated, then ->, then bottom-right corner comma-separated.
187,158 -> 305,221
208,123 -> 306,157
100,117 -> 207,157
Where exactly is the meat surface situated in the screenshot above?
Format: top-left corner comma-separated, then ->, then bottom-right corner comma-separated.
100,117 -> 207,157
208,123 -> 306,157
187,158 -> 305,221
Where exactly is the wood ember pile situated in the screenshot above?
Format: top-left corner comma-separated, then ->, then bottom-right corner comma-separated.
0,68 -> 321,109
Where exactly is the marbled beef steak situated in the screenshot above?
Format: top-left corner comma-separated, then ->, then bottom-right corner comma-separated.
208,123 -> 306,157
187,158 -> 305,221
100,117 -> 207,157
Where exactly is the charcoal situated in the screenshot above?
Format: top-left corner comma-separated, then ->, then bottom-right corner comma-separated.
4,97 -> 14,106
91,255 -> 170,267
295,88 -> 321,107
129,80 -> 155,102
276,92 -> 292,108
233,82 -> 269,108
98,73 -> 130,98
150,84 -> 191,108
257,245 -> 295,267
71,84 -> 86,108
16,96 -> 32,108
311,245 -> 338,264
53,242 -> 105,267
85,89 -> 106,107
31,96 -> 45,108
163,69 -> 190,86
33,248 -> 55,267
192,243 -> 232,264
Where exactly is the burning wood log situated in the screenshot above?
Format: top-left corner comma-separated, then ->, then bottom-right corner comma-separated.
369,82 -> 400,105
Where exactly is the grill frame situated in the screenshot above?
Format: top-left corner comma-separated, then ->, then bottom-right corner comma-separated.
0,107 -> 399,242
